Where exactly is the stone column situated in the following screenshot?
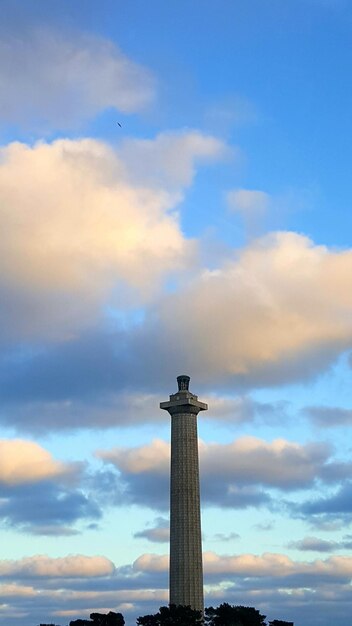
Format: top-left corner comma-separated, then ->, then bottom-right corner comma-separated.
160,375 -> 207,612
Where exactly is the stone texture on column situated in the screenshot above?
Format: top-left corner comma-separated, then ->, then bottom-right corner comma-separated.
160,375 -> 207,612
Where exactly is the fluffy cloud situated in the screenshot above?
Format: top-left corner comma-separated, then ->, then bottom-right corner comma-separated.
0,554 -> 115,578
0,133 -> 227,340
0,439 -> 71,485
1,231 -> 352,422
140,231 -> 352,387
134,549 -> 352,580
0,29 -> 155,129
97,436 -> 332,511
2,550 -> 352,626
0,440 -> 102,533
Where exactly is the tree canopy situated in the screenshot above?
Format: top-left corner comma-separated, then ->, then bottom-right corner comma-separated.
70,612 -> 125,626
205,603 -> 267,626
137,604 -> 203,626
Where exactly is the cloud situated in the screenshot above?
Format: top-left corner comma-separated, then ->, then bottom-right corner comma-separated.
99,439 -> 169,476
1,229 -> 352,424
199,437 -> 329,489
134,549 -> 352,581
0,441 -> 102,533
119,131 -> 230,189
2,549 -> 352,626
305,405 -> 352,428
0,131 -> 228,343
0,481 -> 102,532
138,231 -> 352,387
2,231 -> 352,432
0,28 -> 155,130
288,536 -> 352,552
97,436 -> 332,511
134,518 -> 170,543
226,187 -> 313,238
210,532 -> 240,543
226,188 -> 272,238
203,395 -> 286,425
0,391 -> 165,434
0,439 -> 72,485
0,554 -> 115,578
300,481 -> 352,517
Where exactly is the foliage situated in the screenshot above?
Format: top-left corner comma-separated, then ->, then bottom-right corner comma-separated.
69,612 -> 125,626
137,604 -> 203,626
90,613 -> 125,626
204,603 -> 267,626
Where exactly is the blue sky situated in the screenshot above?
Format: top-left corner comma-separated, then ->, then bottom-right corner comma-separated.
1,1 -> 352,625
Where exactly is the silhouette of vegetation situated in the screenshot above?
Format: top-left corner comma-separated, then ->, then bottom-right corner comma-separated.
269,621 -> 294,626
204,603 -> 267,626
136,604 -> 203,626
69,612 -> 125,626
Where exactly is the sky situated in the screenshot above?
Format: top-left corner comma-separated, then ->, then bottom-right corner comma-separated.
1,1 -> 352,625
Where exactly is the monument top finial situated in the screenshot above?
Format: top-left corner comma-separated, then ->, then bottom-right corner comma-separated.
177,374 -> 190,391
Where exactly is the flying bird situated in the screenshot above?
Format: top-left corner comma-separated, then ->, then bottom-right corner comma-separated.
117,122 -> 122,127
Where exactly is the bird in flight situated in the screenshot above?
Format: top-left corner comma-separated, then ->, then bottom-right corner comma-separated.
117,122 -> 122,127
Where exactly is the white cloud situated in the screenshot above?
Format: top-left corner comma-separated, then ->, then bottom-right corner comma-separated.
0,132 -> 228,341
0,439 -> 71,485
147,232 -> 352,386
0,133 -> 226,340
0,555 -> 115,578
199,436 -> 329,488
134,550 -> 352,580
98,439 -> 169,476
0,29 -> 155,129
98,435 -> 331,494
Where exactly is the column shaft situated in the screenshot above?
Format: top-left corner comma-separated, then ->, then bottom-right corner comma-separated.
169,412 -> 203,611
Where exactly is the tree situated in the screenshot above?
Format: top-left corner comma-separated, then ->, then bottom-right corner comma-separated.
205,603 -> 267,626
137,604 -> 203,626
91,612 -> 125,626
70,614 -> 125,626
269,621 -> 294,626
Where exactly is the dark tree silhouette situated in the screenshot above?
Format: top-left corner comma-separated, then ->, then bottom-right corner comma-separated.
269,621 -> 294,626
137,604 -> 203,626
91,612 -> 125,626
205,603 -> 267,626
70,613 -> 124,626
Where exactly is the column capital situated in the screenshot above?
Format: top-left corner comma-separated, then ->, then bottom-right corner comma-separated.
160,375 -> 208,416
